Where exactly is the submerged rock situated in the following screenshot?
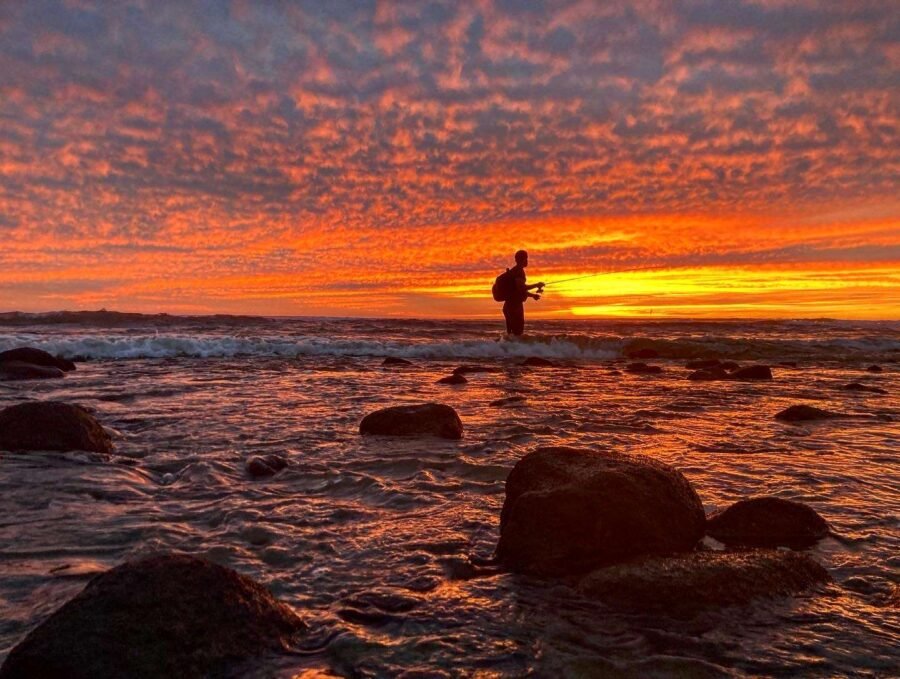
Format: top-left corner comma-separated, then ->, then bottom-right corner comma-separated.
687,367 -> 729,381
685,359 -> 721,369
775,404 -> 841,422
576,549 -> 830,616
359,403 -> 463,439
0,361 -> 66,381
729,365 -> 773,380
0,401 -> 113,455
843,382 -> 887,395
625,362 -> 663,374
246,454 -> 288,478
0,553 -> 305,679
866,364 -> 883,373
626,348 -> 659,359
489,395 -> 526,407
453,364 -> 501,375
497,447 -> 705,576
706,497 -> 829,548
521,357 -> 556,367
382,357 -> 413,366
437,373 -> 467,385
0,347 -> 76,372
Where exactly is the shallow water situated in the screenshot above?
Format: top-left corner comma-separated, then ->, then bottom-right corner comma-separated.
1,317 -> 898,677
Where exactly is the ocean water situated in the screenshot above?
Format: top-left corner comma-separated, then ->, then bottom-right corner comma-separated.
1,314 -> 898,677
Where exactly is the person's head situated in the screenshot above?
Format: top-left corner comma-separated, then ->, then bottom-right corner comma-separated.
515,250 -> 528,267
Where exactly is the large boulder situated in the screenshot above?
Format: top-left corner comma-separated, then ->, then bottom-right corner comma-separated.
706,497 -> 829,548
497,447 -> 705,576
729,365 -> 772,380
0,361 -> 65,381
0,402 -> 113,455
0,347 -> 75,372
577,549 -> 830,616
359,403 -> 463,439
775,405 -> 841,422
0,553 -> 305,679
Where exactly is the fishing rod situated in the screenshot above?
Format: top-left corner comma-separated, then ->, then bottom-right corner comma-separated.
540,264 -> 673,287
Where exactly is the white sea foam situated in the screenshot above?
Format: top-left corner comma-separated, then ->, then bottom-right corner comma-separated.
1,331 -> 897,362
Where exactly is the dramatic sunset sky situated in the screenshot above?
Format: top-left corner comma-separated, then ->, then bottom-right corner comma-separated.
1,0 -> 898,318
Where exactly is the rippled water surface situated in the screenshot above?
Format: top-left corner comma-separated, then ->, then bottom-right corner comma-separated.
1,317 -> 898,677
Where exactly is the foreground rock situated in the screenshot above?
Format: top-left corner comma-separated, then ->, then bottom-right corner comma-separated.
843,382 -> 887,395
382,357 -> 412,366
359,403 -> 463,439
0,347 -> 76,372
775,404 -> 841,422
706,497 -> 829,548
0,361 -> 65,380
0,553 -> 305,679
437,373 -> 467,385
577,550 -> 830,616
0,402 -> 113,455
246,454 -> 288,478
729,365 -> 773,380
521,357 -> 556,367
497,447 -> 705,576
625,362 -> 662,374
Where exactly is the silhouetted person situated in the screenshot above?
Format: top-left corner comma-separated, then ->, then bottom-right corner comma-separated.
502,250 -> 543,336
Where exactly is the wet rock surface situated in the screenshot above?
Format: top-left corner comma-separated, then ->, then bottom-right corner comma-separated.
382,357 -> 413,366
0,401 -> 113,455
0,361 -> 65,381
246,454 -> 288,478
866,365 -> 883,373
706,497 -> 829,548
625,362 -> 663,374
576,549 -> 831,616
775,405 -> 842,422
729,365 -> 773,380
437,373 -> 467,385
521,357 -> 556,367
359,403 -> 463,439
497,447 -> 705,576
843,382 -> 887,394
0,553 -> 306,679
0,347 -> 76,372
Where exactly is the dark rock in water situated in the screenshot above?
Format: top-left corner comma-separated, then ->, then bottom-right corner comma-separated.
521,356 -> 556,367
382,357 -> 413,366
0,347 -> 76,372
843,382 -> 887,395
627,348 -> 659,359
625,362 -> 662,374
437,373 -> 467,385
0,553 -> 305,679
685,359 -> 721,369
720,361 -> 740,371
0,402 -> 113,455
706,497 -> 829,548
453,364 -> 501,375
0,361 -> 66,381
729,365 -> 772,380
687,366 -> 729,381
497,447 -> 705,576
489,395 -> 526,407
359,403 -> 463,439
576,549 -> 830,616
246,454 -> 288,478
775,404 -> 841,422
867,364 -> 883,373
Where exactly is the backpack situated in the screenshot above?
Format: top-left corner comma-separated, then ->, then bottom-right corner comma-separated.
492,268 -> 516,302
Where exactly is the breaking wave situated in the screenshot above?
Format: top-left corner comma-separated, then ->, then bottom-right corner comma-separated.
1,332 -> 897,362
